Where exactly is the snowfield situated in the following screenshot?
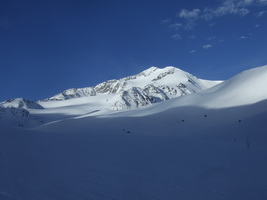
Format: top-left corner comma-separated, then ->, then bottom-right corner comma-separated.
1,65 -> 267,200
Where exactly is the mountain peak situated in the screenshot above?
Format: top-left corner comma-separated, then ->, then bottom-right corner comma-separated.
39,66 -> 221,110
138,66 -> 159,77
0,98 -> 43,109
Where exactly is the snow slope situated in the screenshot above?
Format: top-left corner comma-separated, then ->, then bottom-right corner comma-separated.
200,65 -> 267,108
1,65 -> 267,200
147,65 -> 267,110
1,99 -> 267,200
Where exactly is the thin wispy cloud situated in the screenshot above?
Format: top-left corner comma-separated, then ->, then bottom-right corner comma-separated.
190,50 -> 196,53
168,23 -> 183,31
209,23 -> 216,27
203,44 -> 213,49
184,20 -> 197,30
178,9 -> 200,30
171,34 -> 182,40
203,2 -> 249,20
161,19 -> 171,24
201,0 -> 262,20
177,0 -> 267,22
208,36 -> 216,40
175,0 -> 254,31
255,10 -> 266,17
188,35 -> 196,39
162,0 -> 267,42
257,0 -> 267,5
164,0 -> 267,33
179,9 -> 201,19
240,36 -> 248,39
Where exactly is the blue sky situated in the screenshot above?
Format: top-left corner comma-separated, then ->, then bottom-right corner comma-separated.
0,0 -> 267,101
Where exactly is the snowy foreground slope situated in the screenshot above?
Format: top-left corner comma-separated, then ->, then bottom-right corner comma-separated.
1,65 -> 267,200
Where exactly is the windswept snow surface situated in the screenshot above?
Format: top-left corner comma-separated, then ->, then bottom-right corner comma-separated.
1,65 -> 267,199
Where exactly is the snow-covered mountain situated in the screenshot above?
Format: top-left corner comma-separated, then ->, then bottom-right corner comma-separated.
40,66 -> 221,110
0,98 -> 44,127
0,98 -> 43,127
0,98 -> 44,110
0,106 -> 42,128
37,65 -> 267,133
1,65 -> 267,200
2,65 -> 267,128
1,66 -> 221,127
